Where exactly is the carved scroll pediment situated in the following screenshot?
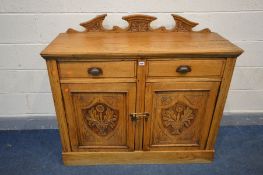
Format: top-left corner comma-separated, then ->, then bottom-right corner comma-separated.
67,14 -> 107,33
122,14 -> 157,32
66,14 -> 210,33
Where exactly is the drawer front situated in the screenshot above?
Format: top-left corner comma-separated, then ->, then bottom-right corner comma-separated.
147,59 -> 225,77
58,61 -> 136,78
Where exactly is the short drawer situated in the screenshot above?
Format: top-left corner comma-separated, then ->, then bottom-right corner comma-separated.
58,61 -> 136,78
147,59 -> 225,77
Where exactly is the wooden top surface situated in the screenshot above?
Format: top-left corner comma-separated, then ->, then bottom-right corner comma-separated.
41,32 -> 243,59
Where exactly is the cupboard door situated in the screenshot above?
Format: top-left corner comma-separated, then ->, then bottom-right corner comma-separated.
143,82 -> 220,151
61,83 -> 136,152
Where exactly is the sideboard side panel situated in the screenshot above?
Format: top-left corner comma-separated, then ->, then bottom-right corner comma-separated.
46,59 -> 72,152
206,58 -> 236,149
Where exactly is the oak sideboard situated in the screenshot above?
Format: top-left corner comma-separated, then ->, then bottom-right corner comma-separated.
40,14 -> 243,165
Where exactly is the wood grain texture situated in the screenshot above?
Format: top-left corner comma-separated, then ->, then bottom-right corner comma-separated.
41,32 -> 243,59
134,59 -> 147,150
66,14 -> 210,33
146,77 -> 222,82
46,59 -> 71,152
206,58 -> 237,149
60,78 -> 136,84
62,150 -> 214,165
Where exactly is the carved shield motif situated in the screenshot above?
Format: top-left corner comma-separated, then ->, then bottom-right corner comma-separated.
161,102 -> 197,135
82,103 -> 119,136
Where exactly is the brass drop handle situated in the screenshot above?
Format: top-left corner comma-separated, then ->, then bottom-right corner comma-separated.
130,112 -> 150,122
176,65 -> 191,74
88,67 -> 103,76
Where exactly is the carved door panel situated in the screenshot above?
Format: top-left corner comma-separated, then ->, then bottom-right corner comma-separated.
61,83 -> 136,152
143,82 -> 220,151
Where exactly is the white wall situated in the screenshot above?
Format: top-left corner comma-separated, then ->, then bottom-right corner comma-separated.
0,0 -> 263,118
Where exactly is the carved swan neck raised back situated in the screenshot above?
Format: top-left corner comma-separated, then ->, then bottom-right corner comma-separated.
66,14 -> 210,33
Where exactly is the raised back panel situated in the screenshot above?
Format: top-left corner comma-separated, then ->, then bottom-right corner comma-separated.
67,14 -> 210,33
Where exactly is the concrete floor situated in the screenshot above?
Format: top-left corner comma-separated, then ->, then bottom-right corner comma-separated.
0,126 -> 263,175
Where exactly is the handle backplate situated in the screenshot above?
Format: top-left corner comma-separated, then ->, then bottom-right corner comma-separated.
176,65 -> 192,74
88,67 -> 103,76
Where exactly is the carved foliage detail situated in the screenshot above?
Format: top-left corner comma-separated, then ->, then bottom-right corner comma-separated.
161,102 -> 197,135
123,15 -> 156,32
82,102 -> 119,136
160,96 -> 173,106
66,14 -> 210,33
